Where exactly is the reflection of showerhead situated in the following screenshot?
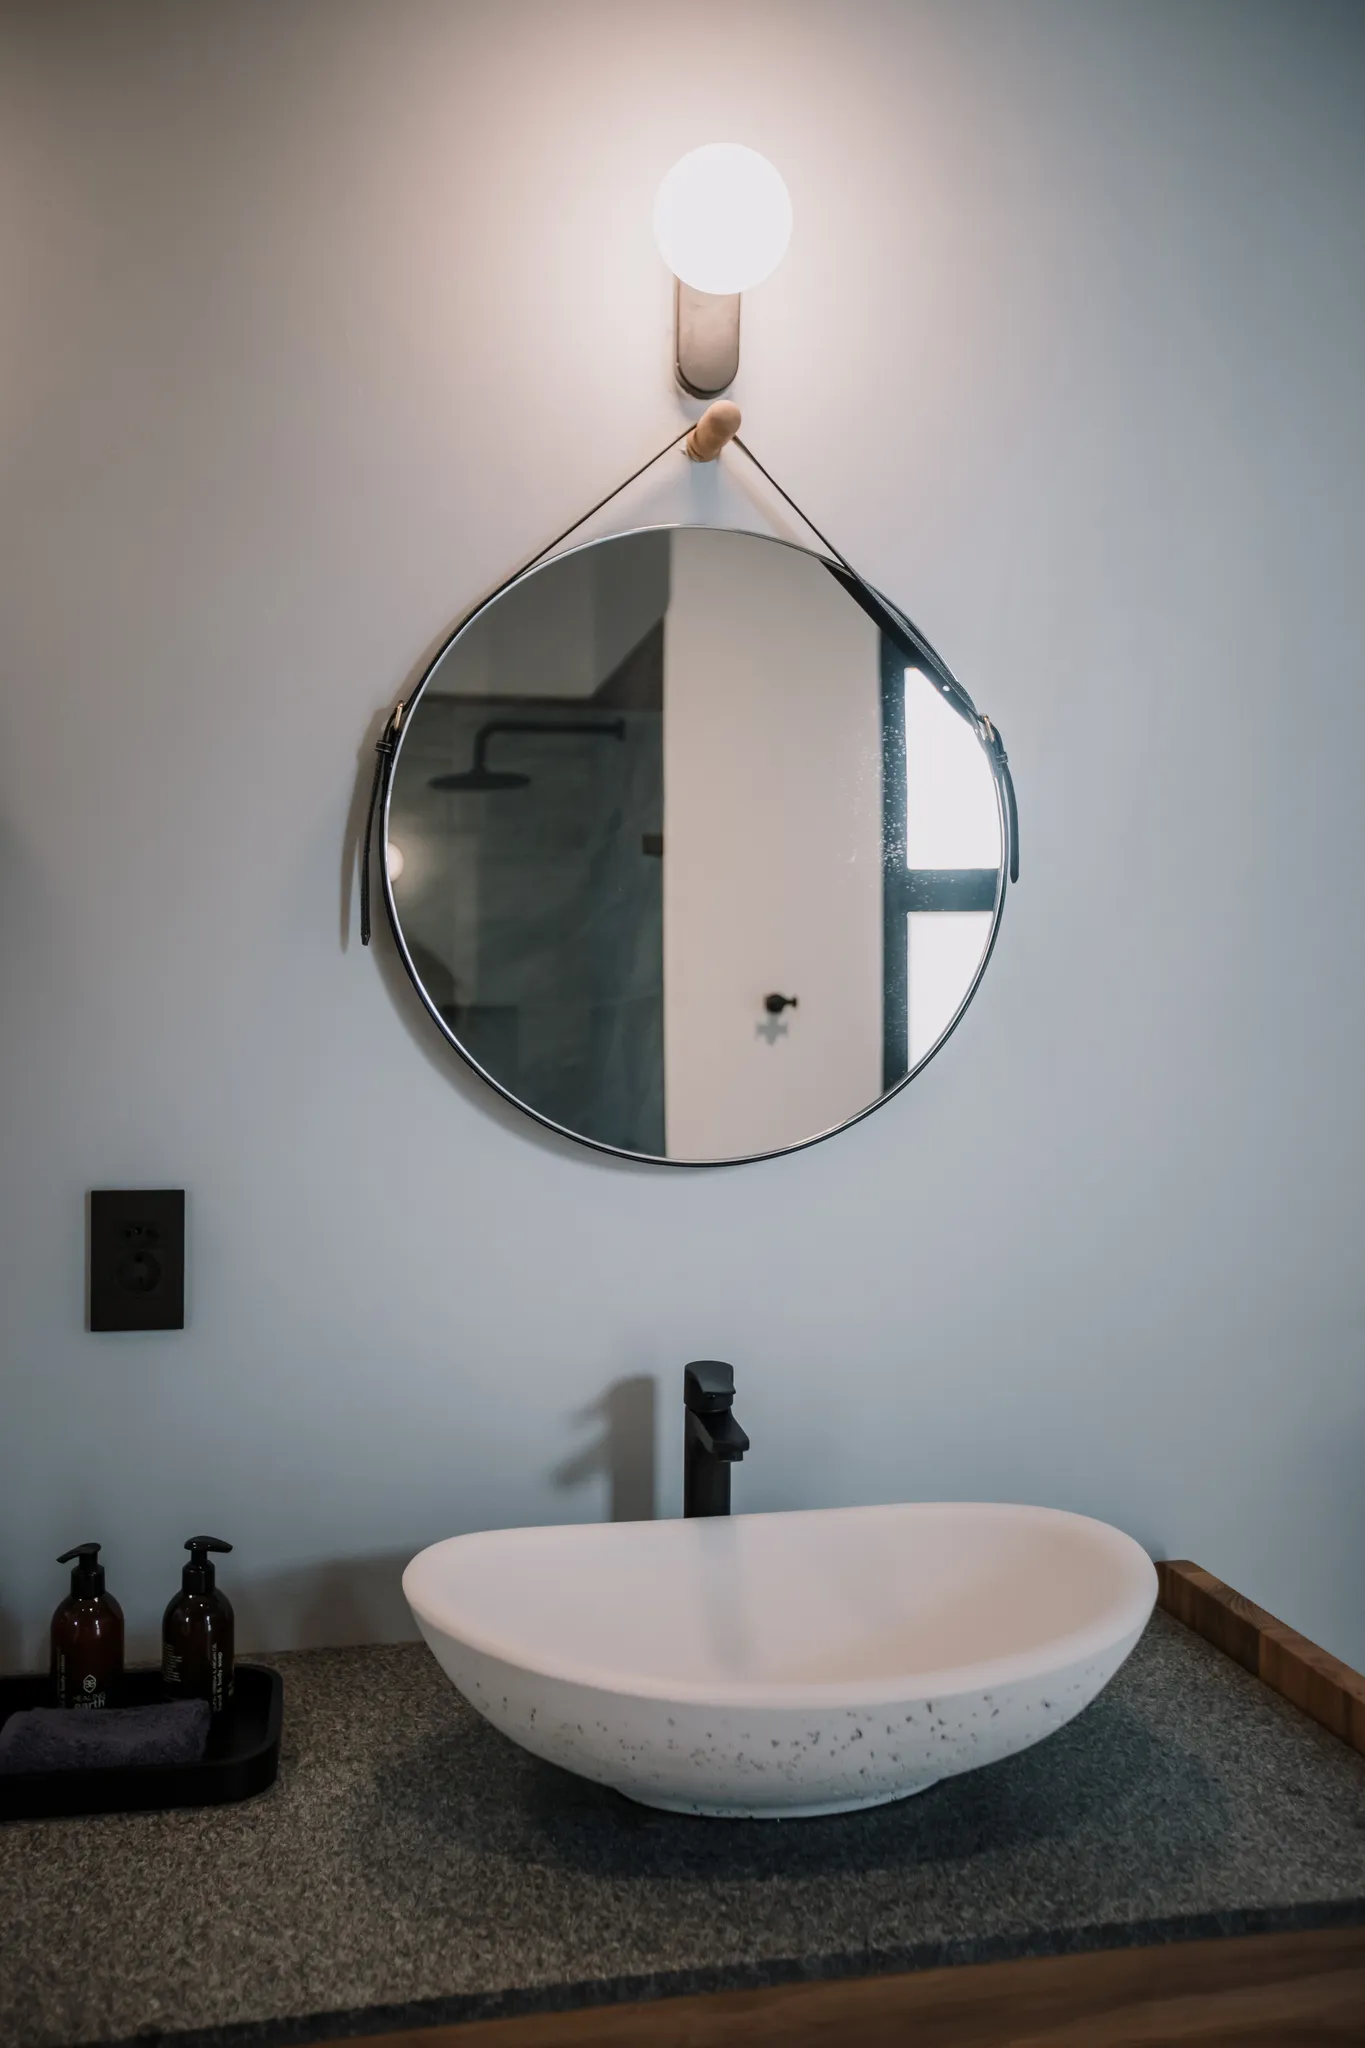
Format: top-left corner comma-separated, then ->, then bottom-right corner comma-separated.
430,765 -> 529,792
430,717 -> 625,794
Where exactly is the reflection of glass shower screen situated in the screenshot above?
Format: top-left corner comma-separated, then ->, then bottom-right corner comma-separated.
904,673 -> 1001,869
908,912 -> 992,1065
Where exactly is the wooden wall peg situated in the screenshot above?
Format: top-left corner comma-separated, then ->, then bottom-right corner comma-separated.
685,401 -> 741,463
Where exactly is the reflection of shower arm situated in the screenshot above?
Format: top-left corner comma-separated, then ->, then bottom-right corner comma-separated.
470,717 -> 625,773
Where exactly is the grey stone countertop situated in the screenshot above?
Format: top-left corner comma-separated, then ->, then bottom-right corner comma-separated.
3,1611 -> 1365,2048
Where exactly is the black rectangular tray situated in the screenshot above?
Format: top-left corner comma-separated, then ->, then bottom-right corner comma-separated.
0,1663 -> 283,1820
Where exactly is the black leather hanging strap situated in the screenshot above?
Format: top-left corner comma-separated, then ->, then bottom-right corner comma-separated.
732,432 -> 1018,885
359,702 -> 403,948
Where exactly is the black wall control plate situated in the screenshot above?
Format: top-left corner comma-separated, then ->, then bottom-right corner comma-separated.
89,1188 -> 185,1331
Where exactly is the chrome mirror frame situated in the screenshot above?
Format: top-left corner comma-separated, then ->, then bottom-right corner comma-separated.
378,523 -> 1016,1168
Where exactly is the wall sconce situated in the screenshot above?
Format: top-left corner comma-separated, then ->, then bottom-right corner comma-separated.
653,144 -> 792,398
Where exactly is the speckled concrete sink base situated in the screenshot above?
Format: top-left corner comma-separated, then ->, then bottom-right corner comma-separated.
638,1778 -> 939,1818
405,1502 -> 1157,1818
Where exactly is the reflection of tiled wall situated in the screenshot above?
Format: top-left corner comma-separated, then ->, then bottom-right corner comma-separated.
388,531 -> 671,1154
439,535 -> 671,702
392,698 -> 665,1155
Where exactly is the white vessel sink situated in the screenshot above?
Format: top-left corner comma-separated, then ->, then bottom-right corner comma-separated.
403,1502 -> 1157,1819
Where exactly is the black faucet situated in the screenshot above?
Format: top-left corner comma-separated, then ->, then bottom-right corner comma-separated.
683,1361 -> 749,1517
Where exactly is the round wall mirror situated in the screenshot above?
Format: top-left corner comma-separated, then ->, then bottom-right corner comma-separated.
383,525 -> 1013,1164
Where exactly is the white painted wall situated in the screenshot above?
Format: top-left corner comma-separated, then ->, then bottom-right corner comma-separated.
663,529 -> 883,1158
2,0 -> 1363,1670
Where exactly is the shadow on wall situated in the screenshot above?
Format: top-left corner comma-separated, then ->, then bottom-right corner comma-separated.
232,1551 -> 418,1656
221,1377 -> 658,1658
552,1375 -> 657,1523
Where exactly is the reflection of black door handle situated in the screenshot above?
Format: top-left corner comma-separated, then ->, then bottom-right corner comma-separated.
764,993 -> 799,1015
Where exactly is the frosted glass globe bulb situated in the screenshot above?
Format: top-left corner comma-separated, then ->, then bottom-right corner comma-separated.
653,145 -> 792,296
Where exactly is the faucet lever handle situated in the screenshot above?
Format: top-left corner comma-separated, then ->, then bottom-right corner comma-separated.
684,1359 -> 736,1414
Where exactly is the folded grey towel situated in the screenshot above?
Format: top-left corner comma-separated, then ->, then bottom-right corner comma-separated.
0,1699 -> 211,1774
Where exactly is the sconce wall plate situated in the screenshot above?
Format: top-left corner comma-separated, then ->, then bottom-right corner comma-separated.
675,280 -> 740,399
657,145 -> 790,396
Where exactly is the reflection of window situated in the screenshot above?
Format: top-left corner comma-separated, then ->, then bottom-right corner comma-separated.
882,653 -> 1002,1085
904,677 -> 1002,869
908,912 -> 993,1065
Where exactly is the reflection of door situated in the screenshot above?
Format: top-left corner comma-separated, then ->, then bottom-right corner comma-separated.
881,643 -> 1002,1088
663,530 -> 883,1158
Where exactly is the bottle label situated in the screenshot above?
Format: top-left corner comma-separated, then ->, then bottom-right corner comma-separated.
160,1638 -> 231,1710
56,1656 -> 108,1709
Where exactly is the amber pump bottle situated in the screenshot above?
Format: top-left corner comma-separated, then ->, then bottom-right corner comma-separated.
51,1543 -> 124,1708
162,1536 -> 235,1715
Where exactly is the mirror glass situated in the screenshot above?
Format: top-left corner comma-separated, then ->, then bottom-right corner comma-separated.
385,526 -> 1006,1163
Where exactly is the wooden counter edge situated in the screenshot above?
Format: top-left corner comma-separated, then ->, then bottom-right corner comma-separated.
1157,1557 -> 1365,1754
314,1925 -> 1365,2046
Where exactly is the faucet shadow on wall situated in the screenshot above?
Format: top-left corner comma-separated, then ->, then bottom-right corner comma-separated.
552,1376 -> 657,1523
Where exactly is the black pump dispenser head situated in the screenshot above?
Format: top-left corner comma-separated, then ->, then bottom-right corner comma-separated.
182,1535 -> 232,1594
57,1543 -> 105,1597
